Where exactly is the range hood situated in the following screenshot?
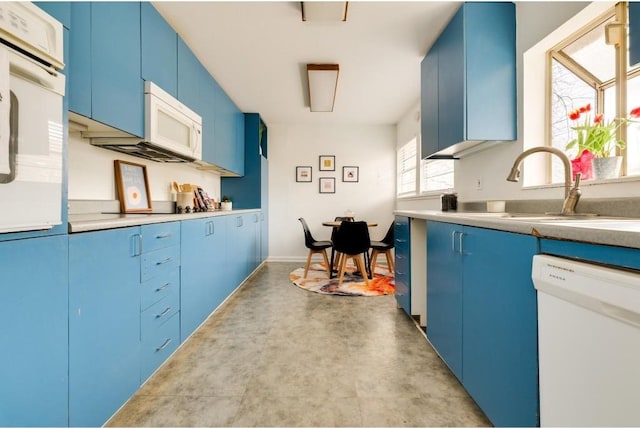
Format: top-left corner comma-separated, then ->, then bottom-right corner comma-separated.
89,138 -> 196,163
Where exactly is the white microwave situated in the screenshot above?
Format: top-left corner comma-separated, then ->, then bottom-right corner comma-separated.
91,81 -> 202,163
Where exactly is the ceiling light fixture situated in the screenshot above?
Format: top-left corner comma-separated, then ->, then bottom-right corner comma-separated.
301,2 -> 348,22
307,64 -> 339,112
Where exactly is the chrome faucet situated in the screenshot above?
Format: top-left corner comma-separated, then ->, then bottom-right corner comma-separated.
506,147 -> 581,215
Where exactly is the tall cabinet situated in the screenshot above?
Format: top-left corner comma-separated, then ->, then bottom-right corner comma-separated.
222,113 -> 269,262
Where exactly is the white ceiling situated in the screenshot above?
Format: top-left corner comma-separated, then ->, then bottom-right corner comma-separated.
153,1 -> 461,127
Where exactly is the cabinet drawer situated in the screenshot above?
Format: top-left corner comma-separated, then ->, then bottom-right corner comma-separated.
141,222 -> 180,253
141,245 -> 180,282
141,312 -> 179,382
141,296 -> 179,340
141,268 -> 180,311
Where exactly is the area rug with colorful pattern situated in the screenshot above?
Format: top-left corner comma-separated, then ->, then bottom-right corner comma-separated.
290,262 -> 395,296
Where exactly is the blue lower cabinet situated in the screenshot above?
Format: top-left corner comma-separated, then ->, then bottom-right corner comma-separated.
394,216 -> 411,315
141,303 -> 180,382
427,221 -> 539,426
0,235 -> 69,427
69,227 -> 141,427
462,227 -> 538,427
426,221 -> 463,380
181,216 -> 228,340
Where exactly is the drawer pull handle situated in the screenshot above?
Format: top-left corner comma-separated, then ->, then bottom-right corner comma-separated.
156,283 -> 170,292
156,307 -> 172,318
156,233 -> 171,239
156,257 -> 172,265
156,338 -> 172,352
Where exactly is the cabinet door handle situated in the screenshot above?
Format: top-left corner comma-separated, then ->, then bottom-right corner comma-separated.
156,233 -> 171,239
156,257 -> 172,265
458,232 -> 464,255
155,338 -> 172,352
451,231 -> 457,253
155,283 -> 171,292
209,222 -> 215,235
156,307 -> 172,319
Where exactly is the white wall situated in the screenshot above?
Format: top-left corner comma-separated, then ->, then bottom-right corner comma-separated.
397,1 -> 640,212
267,124 -> 396,261
68,132 -> 221,203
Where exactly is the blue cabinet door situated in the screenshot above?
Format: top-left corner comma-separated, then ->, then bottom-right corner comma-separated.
177,36 -> 203,114
394,216 -> 411,315
437,8 -> 464,152
462,227 -> 539,427
426,221 -> 463,380
464,2 -> 517,141
0,236 -> 68,427
91,2 -> 144,137
215,88 -> 245,175
631,2 -> 640,67
180,217 -> 228,340
68,2 -> 91,117
421,45 -> 438,158
141,3 -> 178,96
201,72 -> 218,165
69,227 -> 141,427
221,113 -> 266,208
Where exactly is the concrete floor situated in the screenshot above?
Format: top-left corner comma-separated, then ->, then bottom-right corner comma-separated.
108,262 -> 491,427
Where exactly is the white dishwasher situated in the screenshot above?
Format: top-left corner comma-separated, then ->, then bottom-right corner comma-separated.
532,254 -> 640,427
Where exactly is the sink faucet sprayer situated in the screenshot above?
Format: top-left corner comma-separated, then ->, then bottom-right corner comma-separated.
506,147 -> 582,215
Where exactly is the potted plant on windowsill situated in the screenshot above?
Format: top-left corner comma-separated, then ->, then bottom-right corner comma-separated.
566,103 -> 640,180
221,196 -> 232,211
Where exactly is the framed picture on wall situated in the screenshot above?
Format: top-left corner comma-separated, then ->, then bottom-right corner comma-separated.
342,166 -> 359,182
114,160 -> 152,213
296,166 -> 312,182
319,177 -> 335,194
319,155 -> 335,171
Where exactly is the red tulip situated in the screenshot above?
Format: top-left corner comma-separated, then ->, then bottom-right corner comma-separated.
569,109 -> 581,120
630,106 -> 640,118
594,114 -> 604,124
579,104 -> 591,113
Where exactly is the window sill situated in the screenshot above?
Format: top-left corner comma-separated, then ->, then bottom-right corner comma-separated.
397,191 -> 446,201
523,174 -> 640,191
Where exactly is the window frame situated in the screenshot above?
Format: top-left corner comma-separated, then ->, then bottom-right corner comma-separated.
546,2 -> 637,180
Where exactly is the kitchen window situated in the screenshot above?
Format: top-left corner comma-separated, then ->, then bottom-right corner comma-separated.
547,2 -> 640,182
397,136 -> 454,196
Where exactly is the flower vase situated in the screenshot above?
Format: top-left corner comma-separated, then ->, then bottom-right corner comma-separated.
592,156 -> 622,180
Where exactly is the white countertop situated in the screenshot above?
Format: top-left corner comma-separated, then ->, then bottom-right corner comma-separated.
68,209 -> 260,233
394,210 -> 640,250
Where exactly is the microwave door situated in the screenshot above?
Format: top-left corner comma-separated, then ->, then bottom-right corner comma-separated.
0,45 -> 10,179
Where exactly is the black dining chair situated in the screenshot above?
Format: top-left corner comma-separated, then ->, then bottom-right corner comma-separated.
298,218 -> 332,278
333,221 -> 371,286
369,222 -> 395,274
331,216 -> 354,271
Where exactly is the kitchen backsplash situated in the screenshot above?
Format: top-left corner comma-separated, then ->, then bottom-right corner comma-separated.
68,131 -> 221,203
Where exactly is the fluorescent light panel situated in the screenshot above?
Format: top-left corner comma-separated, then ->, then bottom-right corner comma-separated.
301,2 -> 348,22
307,64 -> 339,112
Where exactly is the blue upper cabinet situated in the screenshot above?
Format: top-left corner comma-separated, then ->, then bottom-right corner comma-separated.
34,1 -> 70,28
68,2 -> 143,137
201,72 -> 219,165
141,3 -> 178,97
91,2 -> 144,137
221,114 -> 266,208
68,2 -> 91,117
214,86 -> 245,175
421,2 -> 516,159
631,2 -> 640,67
177,36 -> 203,114
420,45 -> 439,158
